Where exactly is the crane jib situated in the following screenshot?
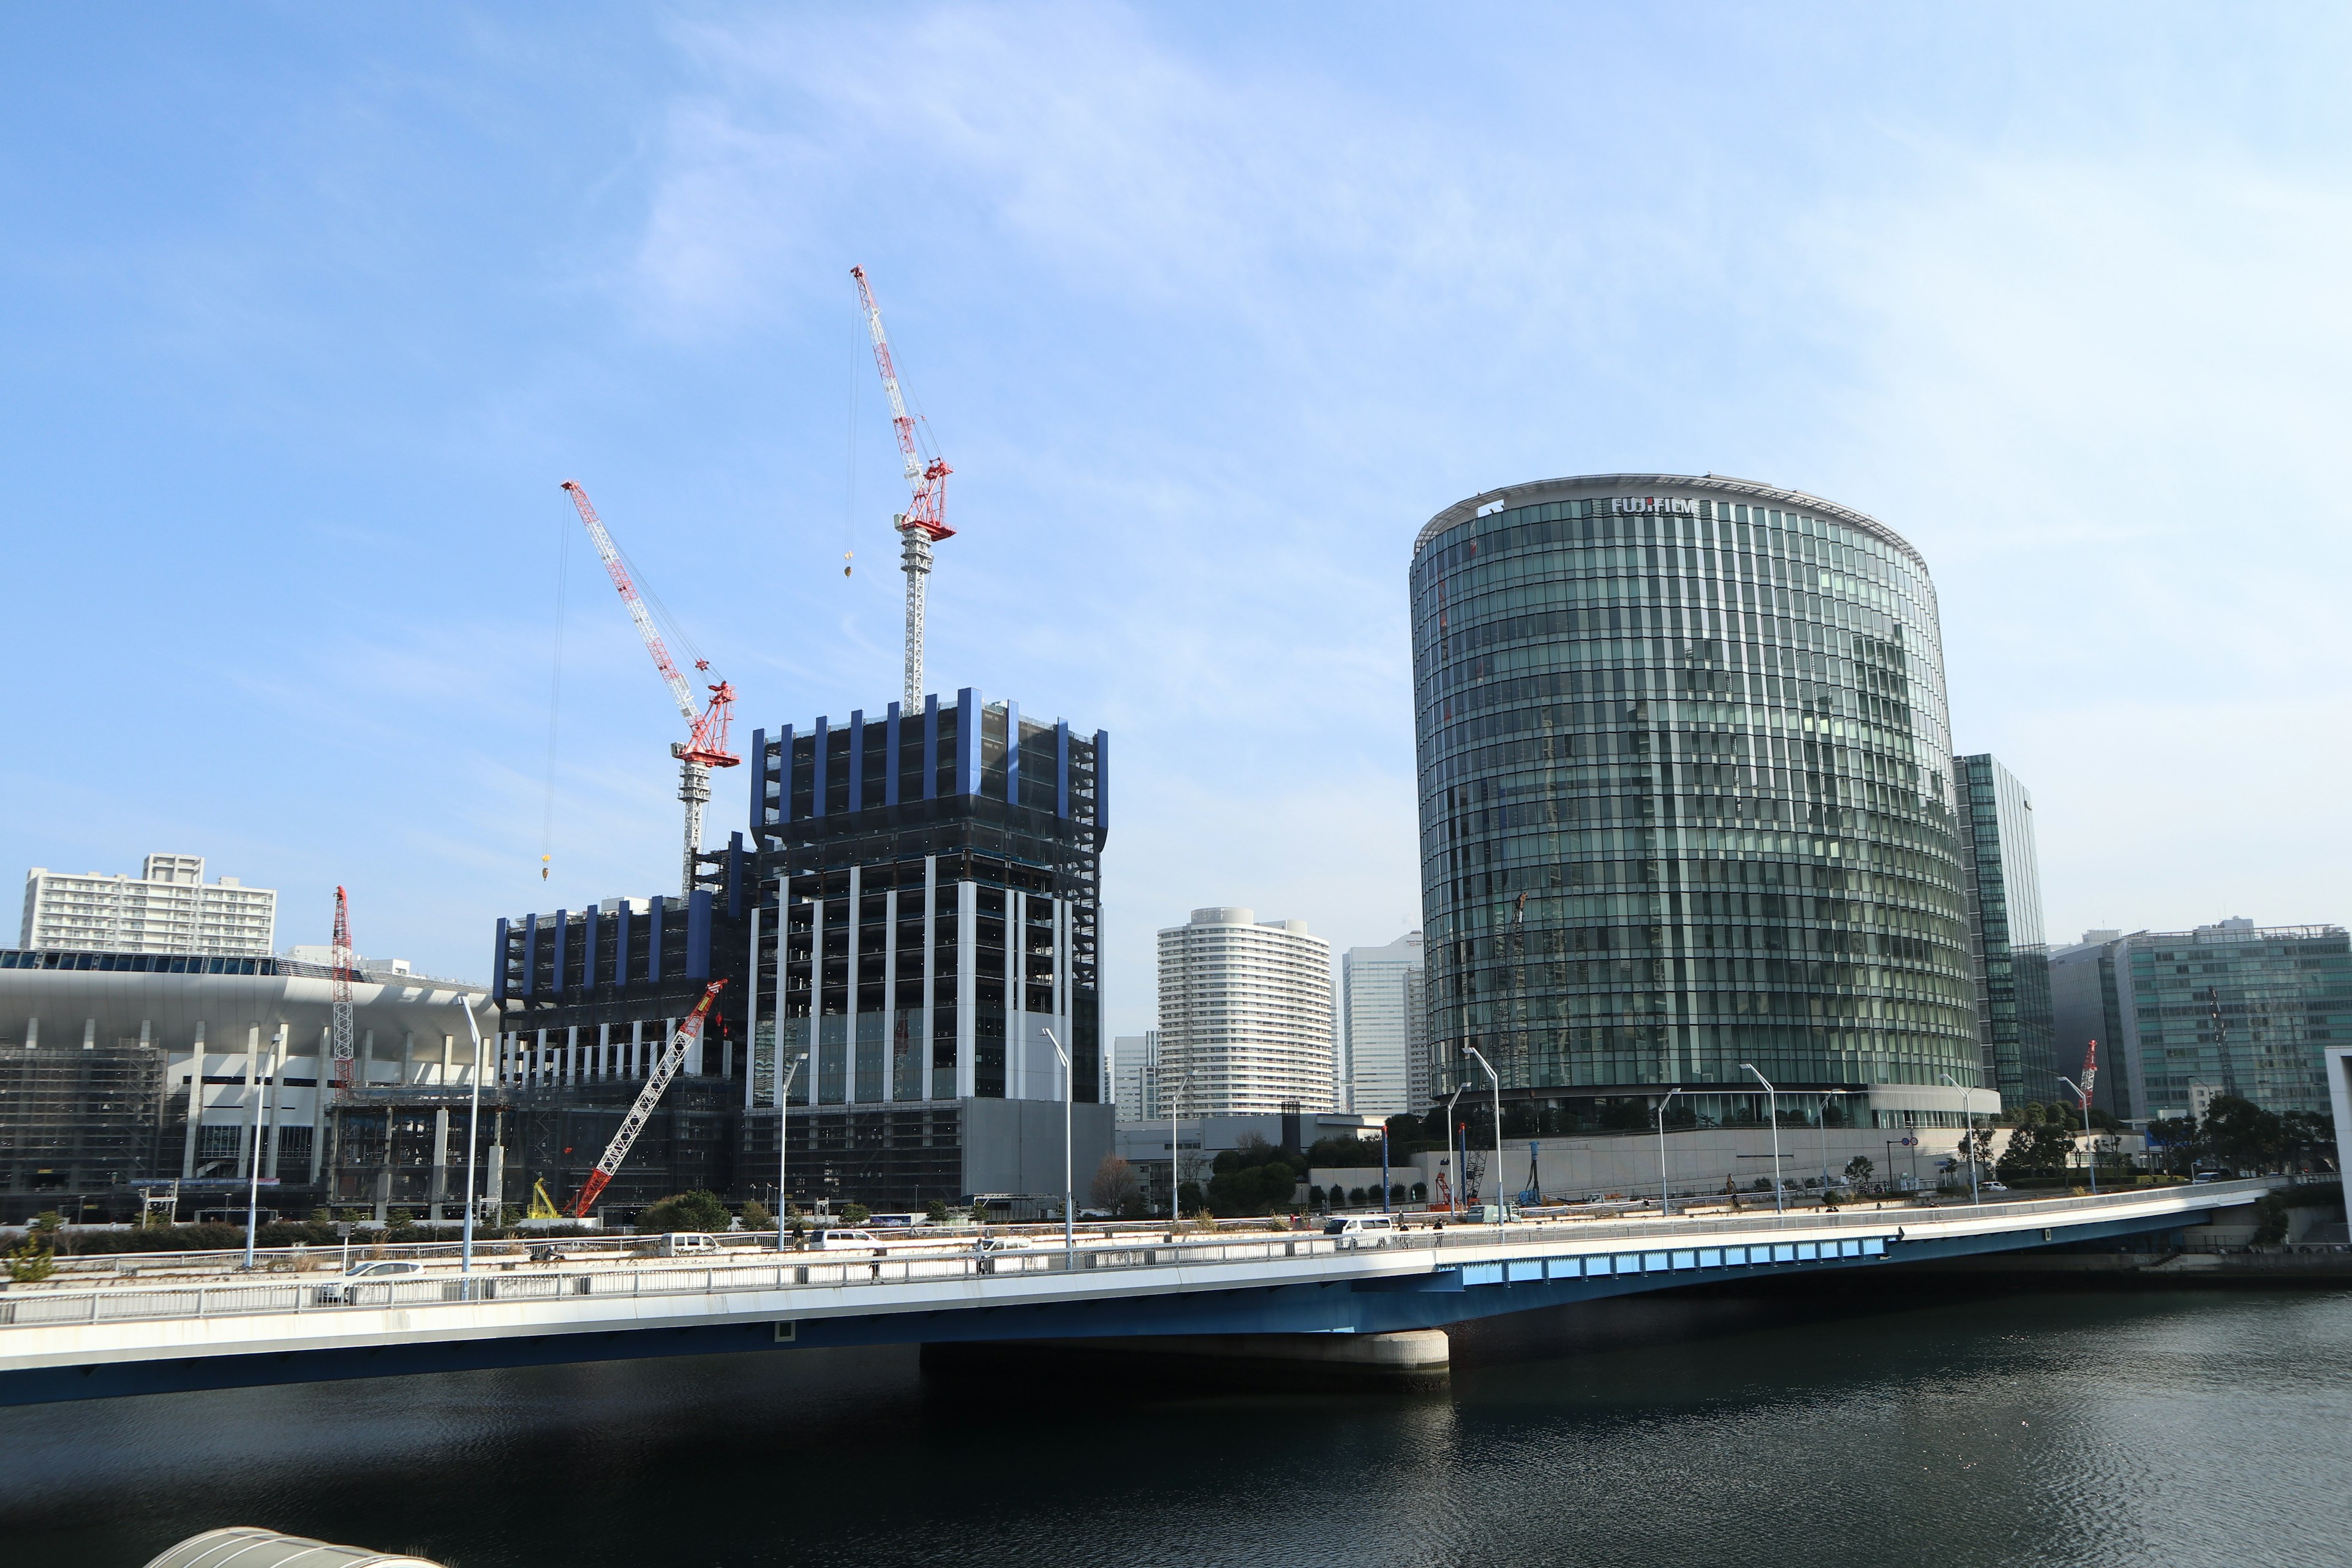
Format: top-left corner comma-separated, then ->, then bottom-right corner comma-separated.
569,979 -> 728,1217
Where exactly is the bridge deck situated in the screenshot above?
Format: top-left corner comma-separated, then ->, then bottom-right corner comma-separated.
0,1183 -> 2256,1405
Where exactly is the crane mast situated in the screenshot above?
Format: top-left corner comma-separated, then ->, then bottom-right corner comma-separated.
329,887 -> 356,1098
851,265 -> 954,712
568,979 -> 727,1216
560,480 -> 739,897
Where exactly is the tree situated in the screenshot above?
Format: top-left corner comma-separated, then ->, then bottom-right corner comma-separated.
841,1202 -> 872,1226
637,1190 -> 731,1234
2282,1110 -> 2337,1169
1844,1155 -> 1875,1186
1091,1155 -> 1140,1211
2204,1096 -> 2288,1172
2146,1115 -> 2203,1175
740,1200 -> 774,1231
1997,1104 -> 2080,1183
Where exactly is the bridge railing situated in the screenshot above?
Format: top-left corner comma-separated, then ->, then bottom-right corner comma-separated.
0,1180 -> 2263,1334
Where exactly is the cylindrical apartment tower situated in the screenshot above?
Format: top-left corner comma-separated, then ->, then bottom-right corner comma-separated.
1409,474 -> 1981,1133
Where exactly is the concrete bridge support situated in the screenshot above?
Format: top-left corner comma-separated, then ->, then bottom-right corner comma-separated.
922,1330 -> 1451,1385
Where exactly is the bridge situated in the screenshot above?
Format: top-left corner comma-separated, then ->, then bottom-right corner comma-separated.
0,1182 -> 2266,1404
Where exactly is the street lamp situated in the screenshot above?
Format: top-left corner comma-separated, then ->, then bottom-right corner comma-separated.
2058,1074 -> 2099,1195
1044,1027 -> 1074,1268
1166,1076 -> 1189,1223
1742,1063 -> 1783,1213
1940,1072 -> 1980,1205
1442,1085 -> 1465,1215
1655,1088 -> 1689,1216
776,1050 -> 807,1250
1464,1047 -> 1503,1224
458,998 -> 489,1284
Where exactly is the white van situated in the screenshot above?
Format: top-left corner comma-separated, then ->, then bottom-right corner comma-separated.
815,1228 -> 883,1251
640,1231 -> 722,1257
1322,1215 -> 1398,1249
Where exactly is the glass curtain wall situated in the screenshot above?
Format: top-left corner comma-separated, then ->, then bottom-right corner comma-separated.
1409,476 -> 1980,1131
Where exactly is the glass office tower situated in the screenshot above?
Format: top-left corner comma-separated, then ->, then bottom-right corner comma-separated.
1410,475 -> 1982,1131
1955,753 -> 2057,1107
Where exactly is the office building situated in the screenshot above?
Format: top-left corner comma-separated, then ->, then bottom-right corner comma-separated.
21,854 -> 276,958
1411,474 -> 1984,1132
0,945 -> 491,1223
2051,919 -> 2351,1121
1111,1030 -> 1159,1123
1341,930 -> 1425,1117
1954,753 -> 2057,1106
1157,907 -> 1336,1116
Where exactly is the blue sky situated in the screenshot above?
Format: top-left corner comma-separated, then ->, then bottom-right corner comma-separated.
5,5 -> 2349,1033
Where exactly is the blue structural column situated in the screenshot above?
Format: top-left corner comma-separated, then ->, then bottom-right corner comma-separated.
812,717 -> 829,818
922,696 -> 940,800
521,915 -> 538,1000
613,902 -> 631,986
582,903 -> 600,986
724,832 -> 744,922
1093,730 -> 1110,848
552,911 -> 569,994
748,726 -> 768,840
491,918 -> 510,1004
954,688 -> 978,796
647,896 -> 665,984
1055,721 -> 1070,818
1003,699 -> 1020,805
846,709 -> 865,810
884,703 -> 902,807
776,725 -> 795,827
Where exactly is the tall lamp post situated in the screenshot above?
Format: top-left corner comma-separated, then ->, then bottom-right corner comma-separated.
1442,1085 -> 1465,1215
1742,1063 -> 1783,1213
1655,1087 -> 1689,1215
1166,1077 -> 1189,1223
1044,1027 -> 1075,1268
1940,1072 -> 1980,1205
458,998 -> 489,1284
2058,1074 -> 2099,1194
775,1050 -> 806,1250
1464,1046 -> 1503,1224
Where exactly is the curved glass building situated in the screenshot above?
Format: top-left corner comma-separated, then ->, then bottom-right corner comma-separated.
1411,474 -> 1983,1133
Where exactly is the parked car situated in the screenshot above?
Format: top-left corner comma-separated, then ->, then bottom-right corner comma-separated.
638,1232 -> 723,1257
1322,1215 -> 1398,1249
318,1259 -> 425,1303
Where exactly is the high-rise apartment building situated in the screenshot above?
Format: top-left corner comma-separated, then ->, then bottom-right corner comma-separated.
1157,907 -> 1335,1116
1341,931 -> 1424,1117
2051,919 -> 2351,1121
1110,1031 -> 1159,1122
21,854 -> 276,958
1411,475 -> 1984,1132
1954,754 -> 2057,1107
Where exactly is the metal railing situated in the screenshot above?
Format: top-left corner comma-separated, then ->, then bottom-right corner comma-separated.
0,1180 -> 2258,1335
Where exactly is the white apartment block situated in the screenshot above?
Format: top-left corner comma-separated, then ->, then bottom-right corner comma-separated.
1342,930 -> 1424,1117
1111,1030 -> 1160,1123
21,854 -> 277,958
1156,907 -> 1335,1116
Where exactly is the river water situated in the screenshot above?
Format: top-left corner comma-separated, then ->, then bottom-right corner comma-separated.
4,1280 -> 2348,1568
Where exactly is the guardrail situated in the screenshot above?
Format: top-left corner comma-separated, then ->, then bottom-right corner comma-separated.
0,1180 -> 2256,1334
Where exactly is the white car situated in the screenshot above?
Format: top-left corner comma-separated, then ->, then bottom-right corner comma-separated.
319,1259 -> 425,1303
814,1229 -> 883,1251
1322,1215 -> 1398,1249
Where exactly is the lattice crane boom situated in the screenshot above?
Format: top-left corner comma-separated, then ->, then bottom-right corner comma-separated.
569,979 -> 727,1216
851,265 -> 953,714
329,887 -> 356,1097
559,480 -> 739,897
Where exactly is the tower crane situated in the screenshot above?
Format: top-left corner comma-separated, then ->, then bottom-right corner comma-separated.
851,265 -> 954,712
560,480 -> 739,899
329,886 -> 356,1098
568,979 -> 727,1216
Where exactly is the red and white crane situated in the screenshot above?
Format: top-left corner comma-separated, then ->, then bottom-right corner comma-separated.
851,265 -> 954,712
560,480 -> 739,898
568,979 -> 727,1216
329,886 -> 356,1098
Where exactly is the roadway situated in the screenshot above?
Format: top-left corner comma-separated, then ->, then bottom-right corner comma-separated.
0,1180 -> 2263,1405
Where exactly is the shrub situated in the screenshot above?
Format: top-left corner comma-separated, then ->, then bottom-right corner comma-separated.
636,1190 -> 731,1234
924,1199 -> 950,1224
739,1200 -> 774,1231
841,1202 -> 872,1226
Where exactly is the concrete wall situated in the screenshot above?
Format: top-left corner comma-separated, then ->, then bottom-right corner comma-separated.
1412,1125 -> 2006,1205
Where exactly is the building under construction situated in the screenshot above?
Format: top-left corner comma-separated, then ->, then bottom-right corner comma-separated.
489,690 -> 1114,1216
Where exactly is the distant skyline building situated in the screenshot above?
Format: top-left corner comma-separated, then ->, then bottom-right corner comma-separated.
1954,753 -> 2057,1107
1110,1030 -> 1159,1123
2051,919 -> 2351,1122
1156,907 -> 1336,1117
20,854 -> 276,959
1411,474 -> 1983,1133
1341,930 -> 1424,1117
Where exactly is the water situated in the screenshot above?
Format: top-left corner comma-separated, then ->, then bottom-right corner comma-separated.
5,1281 -> 2348,1568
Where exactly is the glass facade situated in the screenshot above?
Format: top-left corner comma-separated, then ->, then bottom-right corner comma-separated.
1955,753 -> 2056,1106
1410,475 -> 1981,1131
2121,921 -> 2350,1119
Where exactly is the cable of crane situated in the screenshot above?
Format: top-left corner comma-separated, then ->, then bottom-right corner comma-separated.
540,506 -> 570,882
